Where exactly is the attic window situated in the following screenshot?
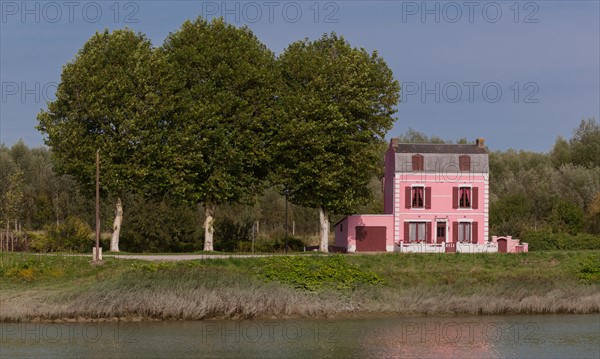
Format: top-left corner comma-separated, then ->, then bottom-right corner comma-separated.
412,154 -> 424,171
459,155 -> 471,171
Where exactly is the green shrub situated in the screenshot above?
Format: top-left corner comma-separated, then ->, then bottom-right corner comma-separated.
214,217 -> 254,252
120,196 -> 203,253
214,218 -> 307,253
578,254 -> 600,284
233,236 -> 307,253
30,217 -> 92,252
130,261 -> 177,272
550,200 -> 585,235
29,231 -> 53,252
522,230 -> 559,251
523,230 -> 600,251
255,255 -> 384,291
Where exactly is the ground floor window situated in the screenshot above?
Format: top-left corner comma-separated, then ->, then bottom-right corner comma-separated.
457,222 -> 471,243
409,222 -> 426,243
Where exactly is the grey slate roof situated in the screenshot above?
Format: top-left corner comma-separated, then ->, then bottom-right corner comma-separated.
395,143 -> 488,154
393,142 -> 489,173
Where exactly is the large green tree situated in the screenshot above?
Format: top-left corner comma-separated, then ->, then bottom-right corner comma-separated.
275,33 -> 400,252
156,18 -> 278,251
37,29 -> 161,252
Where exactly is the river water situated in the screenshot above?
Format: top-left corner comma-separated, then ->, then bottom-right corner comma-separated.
1,314 -> 598,358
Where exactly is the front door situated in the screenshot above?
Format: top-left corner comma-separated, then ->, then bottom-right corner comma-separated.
436,222 -> 446,243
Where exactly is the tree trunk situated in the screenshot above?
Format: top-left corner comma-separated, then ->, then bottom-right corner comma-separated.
110,197 -> 123,252
319,207 -> 329,253
204,204 -> 216,252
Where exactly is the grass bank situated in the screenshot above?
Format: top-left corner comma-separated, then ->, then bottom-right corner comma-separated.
0,251 -> 598,322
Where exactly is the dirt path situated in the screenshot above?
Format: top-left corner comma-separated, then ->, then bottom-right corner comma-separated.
21,252 -> 328,261
108,253 -> 290,261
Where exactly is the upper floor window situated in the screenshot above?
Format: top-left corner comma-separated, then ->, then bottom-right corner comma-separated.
406,186 -> 431,209
459,155 -> 471,171
412,154 -> 424,171
459,187 -> 471,208
452,186 -> 479,209
412,187 -> 424,208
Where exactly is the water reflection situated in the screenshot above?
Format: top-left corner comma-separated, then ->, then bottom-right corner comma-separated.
1,315 -> 598,358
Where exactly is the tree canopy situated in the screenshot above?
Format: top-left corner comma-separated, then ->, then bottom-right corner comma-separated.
36,28 -> 161,251
155,18 -> 279,250
274,33 -> 400,251
37,29 -> 158,193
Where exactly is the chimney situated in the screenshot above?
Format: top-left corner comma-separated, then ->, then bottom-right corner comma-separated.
476,138 -> 485,149
391,138 -> 399,150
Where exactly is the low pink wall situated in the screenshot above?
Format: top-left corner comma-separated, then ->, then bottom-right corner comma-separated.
335,215 -> 394,252
491,236 -> 528,253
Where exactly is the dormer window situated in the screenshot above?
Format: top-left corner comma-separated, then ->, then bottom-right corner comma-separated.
459,155 -> 471,171
412,154 -> 424,171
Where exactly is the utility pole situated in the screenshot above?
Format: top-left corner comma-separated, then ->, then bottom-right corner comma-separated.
284,189 -> 289,253
94,149 -> 101,262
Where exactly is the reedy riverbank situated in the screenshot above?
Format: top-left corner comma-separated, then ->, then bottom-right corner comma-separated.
0,251 -> 598,322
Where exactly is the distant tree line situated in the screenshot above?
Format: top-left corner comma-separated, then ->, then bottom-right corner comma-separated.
0,140 -> 378,252
1,119 -> 598,252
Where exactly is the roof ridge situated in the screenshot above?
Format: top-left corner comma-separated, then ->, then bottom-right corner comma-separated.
396,142 -> 475,145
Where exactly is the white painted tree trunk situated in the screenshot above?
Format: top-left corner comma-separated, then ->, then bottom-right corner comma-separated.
110,197 -> 122,252
204,204 -> 215,252
319,207 -> 329,253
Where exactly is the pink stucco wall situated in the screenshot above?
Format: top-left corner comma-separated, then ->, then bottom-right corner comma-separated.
335,216 -> 349,248
392,172 -> 489,244
334,215 -> 394,252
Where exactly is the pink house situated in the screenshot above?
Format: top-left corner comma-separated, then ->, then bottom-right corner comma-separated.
334,138 -> 527,253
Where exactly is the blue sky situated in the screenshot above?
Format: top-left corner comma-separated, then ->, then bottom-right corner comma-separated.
1,1 -> 598,151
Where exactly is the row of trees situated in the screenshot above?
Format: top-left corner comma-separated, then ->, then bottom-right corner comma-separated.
1,119 -> 598,252
35,18 -> 400,252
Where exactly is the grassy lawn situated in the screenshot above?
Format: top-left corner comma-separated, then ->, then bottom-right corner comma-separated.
0,250 -> 598,321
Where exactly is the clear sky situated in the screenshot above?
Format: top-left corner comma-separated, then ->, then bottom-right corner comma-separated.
1,0 -> 599,152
